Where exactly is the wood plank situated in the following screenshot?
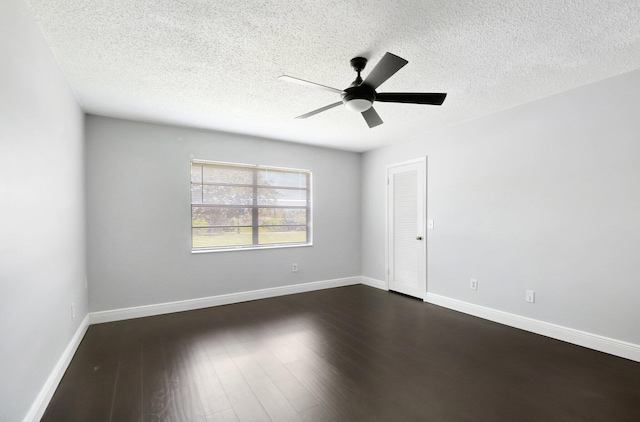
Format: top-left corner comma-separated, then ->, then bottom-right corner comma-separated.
109,324 -> 143,422
205,408 -> 240,422
210,353 -> 271,422
299,404 -> 333,422
190,339 -> 233,416
141,328 -> 172,421
231,351 -> 302,422
242,340 -> 319,412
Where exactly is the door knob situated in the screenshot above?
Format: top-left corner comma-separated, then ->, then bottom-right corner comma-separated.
416,236 -> 423,240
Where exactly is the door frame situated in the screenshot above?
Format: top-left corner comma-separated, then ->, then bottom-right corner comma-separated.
385,157 -> 427,298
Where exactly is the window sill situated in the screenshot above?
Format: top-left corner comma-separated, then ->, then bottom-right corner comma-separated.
191,243 -> 313,254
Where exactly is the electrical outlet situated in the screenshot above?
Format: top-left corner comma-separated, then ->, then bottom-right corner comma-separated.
526,290 -> 535,303
292,263 -> 298,272
71,303 -> 75,319
470,279 -> 478,290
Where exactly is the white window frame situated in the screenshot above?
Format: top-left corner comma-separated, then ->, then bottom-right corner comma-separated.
191,159 -> 313,253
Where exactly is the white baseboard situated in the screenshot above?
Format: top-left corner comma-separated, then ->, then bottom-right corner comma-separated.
90,277 -> 361,324
425,292 -> 640,363
360,276 -> 388,291
24,314 -> 90,422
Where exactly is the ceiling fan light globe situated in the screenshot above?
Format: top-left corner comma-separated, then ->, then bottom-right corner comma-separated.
344,98 -> 373,113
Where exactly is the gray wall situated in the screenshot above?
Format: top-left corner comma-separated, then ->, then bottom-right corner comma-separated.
86,116 -> 361,312
361,69 -> 640,345
0,0 -> 87,420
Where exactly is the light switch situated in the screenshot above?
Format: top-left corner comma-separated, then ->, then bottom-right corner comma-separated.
427,219 -> 434,229
526,290 -> 535,303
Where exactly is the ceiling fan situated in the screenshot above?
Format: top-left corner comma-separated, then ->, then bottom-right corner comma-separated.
278,52 -> 447,128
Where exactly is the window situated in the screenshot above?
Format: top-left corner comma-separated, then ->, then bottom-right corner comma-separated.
191,160 -> 312,252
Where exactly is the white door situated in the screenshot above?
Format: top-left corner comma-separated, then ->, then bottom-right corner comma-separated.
387,158 -> 426,299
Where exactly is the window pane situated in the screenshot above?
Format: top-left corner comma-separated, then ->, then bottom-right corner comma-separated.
258,226 -> 307,244
193,227 -> 252,248
257,188 -> 307,206
203,166 -> 252,184
192,207 -> 252,226
191,163 -> 203,183
202,185 -> 253,205
258,208 -> 307,226
191,184 -> 203,204
257,169 -> 307,188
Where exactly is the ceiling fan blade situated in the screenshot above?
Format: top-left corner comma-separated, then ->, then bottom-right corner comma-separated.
361,107 -> 383,128
376,92 -> 447,105
295,101 -> 343,119
363,52 -> 408,89
278,75 -> 344,94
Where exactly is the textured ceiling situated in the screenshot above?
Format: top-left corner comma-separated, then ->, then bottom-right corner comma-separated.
28,0 -> 640,152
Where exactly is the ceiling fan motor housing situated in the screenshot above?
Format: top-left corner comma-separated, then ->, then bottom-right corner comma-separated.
342,83 -> 376,112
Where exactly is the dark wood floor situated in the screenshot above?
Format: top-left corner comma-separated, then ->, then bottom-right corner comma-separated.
42,285 -> 640,422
